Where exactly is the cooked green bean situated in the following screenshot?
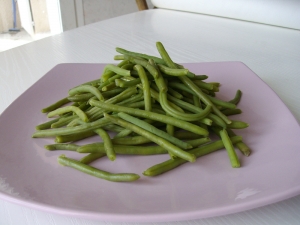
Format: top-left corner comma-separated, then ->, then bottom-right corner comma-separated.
69,85 -> 105,102
58,155 -> 140,182
221,108 -> 242,116
226,129 -> 251,156
114,55 -> 159,79
36,118 -> 60,130
94,128 -> 115,161
32,117 -> 112,138
48,106 -> 89,122
157,64 -> 189,76
227,120 -> 249,129
101,64 -> 131,82
219,129 -> 240,168
118,112 -> 192,149
104,113 -> 196,162
143,136 -> 242,176
41,97 -> 71,113
80,153 -> 106,164
44,143 -> 79,151
229,90 -> 242,105
133,65 -> 151,111
116,47 -> 167,65
89,100 -> 209,136
115,78 -> 141,87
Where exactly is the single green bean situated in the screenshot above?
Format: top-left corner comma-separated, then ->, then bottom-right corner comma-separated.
101,64 -> 131,82
133,64 -> 152,111
69,85 -> 105,102
58,155 -> 140,182
47,106 -> 89,122
227,120 -> 249,129
41,97 -> 70,113
32,117 -> 112,138
44,143 -> 79,151
80,153 -> 106,164
229,90 -> 242,105
94,128 -> 115,161
157,64 -> 189,76
219,129 -> 240,168
36,118 -> 60,130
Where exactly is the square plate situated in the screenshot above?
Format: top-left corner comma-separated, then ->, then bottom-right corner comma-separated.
0,62 -> 300,222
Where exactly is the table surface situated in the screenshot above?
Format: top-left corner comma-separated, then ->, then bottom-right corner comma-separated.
1,9 -> 300,225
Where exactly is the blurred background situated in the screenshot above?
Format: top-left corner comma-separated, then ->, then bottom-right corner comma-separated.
0,0 -> 153,52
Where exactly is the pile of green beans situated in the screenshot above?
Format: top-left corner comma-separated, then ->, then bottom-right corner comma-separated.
32,42 -> 251,182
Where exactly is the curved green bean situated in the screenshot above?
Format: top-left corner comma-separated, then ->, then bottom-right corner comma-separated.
101,64 -> 131,82
69,85 -> 105,102
133,65 -> 152,111
94,128 -> 115,161
58,155 -> 140,182
47,106 -> 89,122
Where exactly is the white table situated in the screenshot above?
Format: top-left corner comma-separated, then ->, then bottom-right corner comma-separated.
1,9 -> 300,225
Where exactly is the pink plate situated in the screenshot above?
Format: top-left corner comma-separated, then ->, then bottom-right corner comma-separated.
0,62 -> 300,222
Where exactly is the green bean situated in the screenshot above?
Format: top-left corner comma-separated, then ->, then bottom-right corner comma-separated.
205,95 -> 236,109
44,143 -> 79,151
113,128 -> 133,139
157,64 -> 189,76
116,47 -> 167,65
101,64 -> 131,82
107,74 -> 123,83
36,118 -> 60,130
219,129 -> 240,168
69,85 -> 105,102
133,65 -> 152,111
114,55 -> 159,79
191,75 -> 208,80
168,87 -> 183,99
89,100 -> 209,136
80,153 -> 106,164
221,108 -> 242,116
143,136 -> 242,176
104,113 -> 196,162
226,129 -> 251,156
58,155 -> 140,182
32,117 -> 112,138
41,97 -> 70,113
47,106 -> 89,122
115,78 -> 141,87
78,143 -> 168,155
227,120 -> 249,129
194,80 -> 217,91
166,95 -> 212,126
101,82 -> 116,92
118,112 -> 192,150
159,91 -> 212,121
94,128 -> 115,161
55,130 -> 96,143
229,90 -> 242,105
